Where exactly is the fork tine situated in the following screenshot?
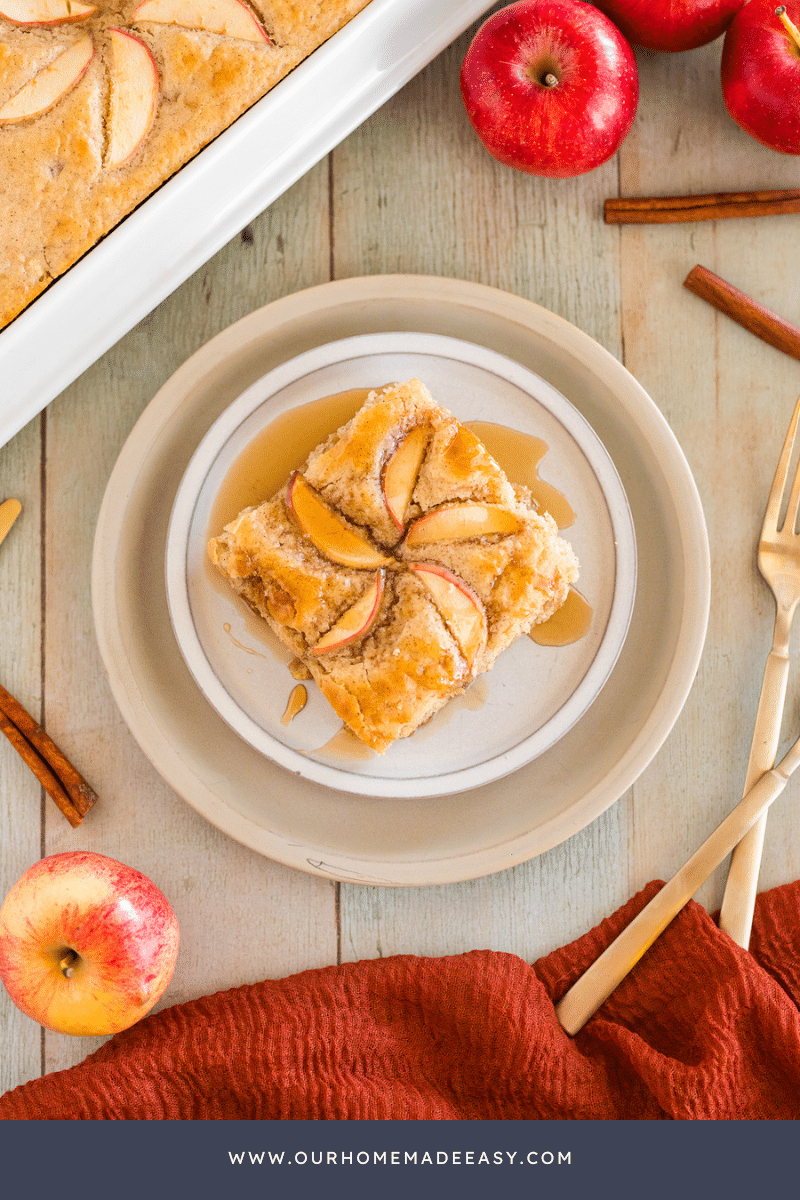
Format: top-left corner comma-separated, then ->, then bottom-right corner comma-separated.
764,394 -> 800,533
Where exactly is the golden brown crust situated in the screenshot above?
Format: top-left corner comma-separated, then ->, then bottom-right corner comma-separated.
209,379 -> 580,753
0,0 -> 371,329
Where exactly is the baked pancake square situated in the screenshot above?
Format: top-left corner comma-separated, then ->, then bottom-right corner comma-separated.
209,379 -> 579,753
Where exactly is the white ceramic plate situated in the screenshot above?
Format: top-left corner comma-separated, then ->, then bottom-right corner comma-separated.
0,0 -> 496,450
166,333 -> 636,797
92,275 -> 709,885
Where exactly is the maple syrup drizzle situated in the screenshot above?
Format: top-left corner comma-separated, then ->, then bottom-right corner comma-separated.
208,387 -> 376,537
465,421 -> 591,645
222,622 -> 268,657
409,677 -> 491,741
530,588 -> 592,647
465,421 -> 576,529
280,684 -> 308,726
312,725 -> 375,762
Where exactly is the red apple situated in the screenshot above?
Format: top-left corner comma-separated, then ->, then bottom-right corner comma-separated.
591,1 -> 744,52
721,1 -> 800,153
459,0 -> 639,179
0,851 -> 179,1036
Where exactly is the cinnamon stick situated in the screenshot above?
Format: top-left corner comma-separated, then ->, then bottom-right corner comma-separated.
0,710 -> 83,828
605,188 -> 800,225
683,265 -> 800,363
0,683 -> 98,822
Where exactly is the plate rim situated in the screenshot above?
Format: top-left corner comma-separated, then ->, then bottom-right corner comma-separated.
165,330 -> 638,797
92,274 -> 710,885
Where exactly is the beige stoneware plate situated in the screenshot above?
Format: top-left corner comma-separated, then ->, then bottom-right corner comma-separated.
92,275 -> 709,885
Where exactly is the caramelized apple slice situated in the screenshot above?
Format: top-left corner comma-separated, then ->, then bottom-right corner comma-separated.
311,572 -> 384,655
404,503 -> 520,548
105,29 -> 158,169
382,426 -> 429,531
410,563 -> 486,670
0,0 -> 96,24
287,473 -> 392,570
132,0 -> 270,42
0,35 -> 93,123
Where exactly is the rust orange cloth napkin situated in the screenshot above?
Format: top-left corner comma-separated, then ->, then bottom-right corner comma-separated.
2,879 -> 799,1119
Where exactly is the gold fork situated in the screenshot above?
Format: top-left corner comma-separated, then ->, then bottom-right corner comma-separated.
554,396 -> 800,1033
719,395 -> 800,947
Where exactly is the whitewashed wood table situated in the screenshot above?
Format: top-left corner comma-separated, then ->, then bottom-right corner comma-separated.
3,24 -> 800,1098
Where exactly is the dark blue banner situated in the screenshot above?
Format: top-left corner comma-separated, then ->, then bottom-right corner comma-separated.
0,1118 -> 796,1200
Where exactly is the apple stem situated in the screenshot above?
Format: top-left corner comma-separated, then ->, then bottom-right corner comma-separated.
59,949 -> 79,978
777,6 -> 800,52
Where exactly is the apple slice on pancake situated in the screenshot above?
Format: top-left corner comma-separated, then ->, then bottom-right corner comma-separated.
404,502 -> 520,548
382,426 -> 429,532
311,572 -> 384,655
0,0 -> 96,24
287,473 -> 392,570
410,562 -> 486,670
105,29 -> 159,169
0,36 -> 93,123
132,0 -> 270,42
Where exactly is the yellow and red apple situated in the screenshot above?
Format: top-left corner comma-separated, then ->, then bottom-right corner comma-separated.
287,472 -> 392,569
0,851 -> 179,1036
411,562 -> 487,669
382,426 -> 429,532
312,571 -> 384,654
105,29 -> 159,169
0,35 -> 94,123
404,502 -> 520,548
132,0 -> 270,42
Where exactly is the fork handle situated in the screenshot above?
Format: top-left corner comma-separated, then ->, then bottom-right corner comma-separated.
719,612 -> 792,947
555,740 -> 800,1035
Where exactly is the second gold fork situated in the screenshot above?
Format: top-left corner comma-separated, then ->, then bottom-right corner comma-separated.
719,394 -> 800,947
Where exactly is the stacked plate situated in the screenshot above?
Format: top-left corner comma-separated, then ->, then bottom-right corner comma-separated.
93,276 -> 709,885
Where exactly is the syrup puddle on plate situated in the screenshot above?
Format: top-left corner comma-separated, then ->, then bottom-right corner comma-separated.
309,725 -> 375,762
281,684 -> 307,727
409,677 -> 491,742
466,421 -> 576,529
208,387 -> 376,535
530,588 -> 592,647
466,421 -> 591,644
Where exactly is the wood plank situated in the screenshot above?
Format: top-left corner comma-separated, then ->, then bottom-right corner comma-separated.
333,30 -> 633,964
39,164 -> 340,1075
0,415 -> 44,1097
618,41 -> 800,912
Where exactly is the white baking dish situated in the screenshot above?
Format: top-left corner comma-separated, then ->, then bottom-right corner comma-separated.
0,0 -> 494,450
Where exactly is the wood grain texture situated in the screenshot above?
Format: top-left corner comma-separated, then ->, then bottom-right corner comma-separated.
332,25 -> 633,966
3,28 -> 800,1096
0,415 -> 44,1093
617,40 -> 800,914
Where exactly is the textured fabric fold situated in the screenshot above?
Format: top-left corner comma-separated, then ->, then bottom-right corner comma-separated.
1,880 -> 799,1120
